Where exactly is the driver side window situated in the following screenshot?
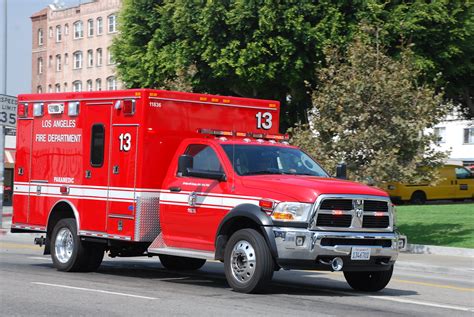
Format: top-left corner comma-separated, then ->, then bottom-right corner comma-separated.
185,144 -> 223,172
456,167 -> 472,179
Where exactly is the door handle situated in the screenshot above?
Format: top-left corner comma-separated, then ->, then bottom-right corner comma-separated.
169,186 -> 181,192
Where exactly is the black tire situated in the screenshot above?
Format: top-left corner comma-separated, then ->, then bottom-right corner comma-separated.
159,255 -> 206,270
224,228 -> 274,293
410,191 -> 426,204
344,266 -> 393,292
50,218 -> 104,272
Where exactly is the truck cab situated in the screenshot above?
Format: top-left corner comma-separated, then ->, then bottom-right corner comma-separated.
153,135 -> 399,293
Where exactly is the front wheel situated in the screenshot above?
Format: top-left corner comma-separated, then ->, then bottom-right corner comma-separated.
344,266 -> 394,292
224,229 -> 274,293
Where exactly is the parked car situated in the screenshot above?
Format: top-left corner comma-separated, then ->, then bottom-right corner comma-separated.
382,165 -> 474,204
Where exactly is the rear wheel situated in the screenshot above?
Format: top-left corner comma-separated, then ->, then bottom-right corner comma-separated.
344,266 -> 393,292
159,255 -> 206,270
51,218 -> 104,272
410,191 -> 426,204
224,229 -> 274,293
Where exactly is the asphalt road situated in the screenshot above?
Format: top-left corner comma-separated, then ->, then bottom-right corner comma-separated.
0,232 -> 473,316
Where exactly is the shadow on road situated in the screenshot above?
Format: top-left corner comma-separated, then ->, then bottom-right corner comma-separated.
31,259 -> 417,297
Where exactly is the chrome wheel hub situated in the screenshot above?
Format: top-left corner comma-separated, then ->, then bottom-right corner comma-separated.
55,227 -> 74,263
230,240 -> 256,283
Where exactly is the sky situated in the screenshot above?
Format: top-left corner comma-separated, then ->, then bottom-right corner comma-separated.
0,0 -> 82,97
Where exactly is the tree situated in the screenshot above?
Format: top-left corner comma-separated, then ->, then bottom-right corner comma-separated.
112,1 -> 473,129
291,36 -> 451,184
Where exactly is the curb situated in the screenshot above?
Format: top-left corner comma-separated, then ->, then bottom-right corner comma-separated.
403,243 -> 474,257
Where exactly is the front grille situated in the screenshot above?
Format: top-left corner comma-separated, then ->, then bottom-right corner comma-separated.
363,216 -> 390,228
316,214 -> 352,227
319,199 -> 352,210
314,197 -> 392,230
364,200 -> 389,212
320,238 -> 392,247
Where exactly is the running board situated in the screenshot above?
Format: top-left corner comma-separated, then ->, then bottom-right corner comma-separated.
148,232 -> 215,260
148,247 -> 215,260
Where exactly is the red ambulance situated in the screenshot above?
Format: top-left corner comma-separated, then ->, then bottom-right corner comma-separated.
12,89 -> 400,293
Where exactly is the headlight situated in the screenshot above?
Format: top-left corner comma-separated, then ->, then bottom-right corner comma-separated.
388,185 -> 396,190
271,202 -> 312,222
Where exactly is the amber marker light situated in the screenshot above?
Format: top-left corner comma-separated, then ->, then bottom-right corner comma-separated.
272,212 -> 294,221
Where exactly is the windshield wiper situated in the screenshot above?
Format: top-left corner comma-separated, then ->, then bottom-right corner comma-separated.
242,170 -> 282,176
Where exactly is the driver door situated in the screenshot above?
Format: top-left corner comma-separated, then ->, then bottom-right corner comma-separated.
161,143 -> 230,251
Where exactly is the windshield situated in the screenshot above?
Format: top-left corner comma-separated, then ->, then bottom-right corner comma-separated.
221,144 -> 329,177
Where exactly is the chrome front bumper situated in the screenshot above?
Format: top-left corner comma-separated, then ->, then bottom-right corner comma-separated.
273,227 -> 399,271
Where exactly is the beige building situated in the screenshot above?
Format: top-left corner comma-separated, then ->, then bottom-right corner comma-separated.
31,0 -> 123,94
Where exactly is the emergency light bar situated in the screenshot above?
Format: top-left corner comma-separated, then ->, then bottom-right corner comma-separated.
197,128 -> 289,141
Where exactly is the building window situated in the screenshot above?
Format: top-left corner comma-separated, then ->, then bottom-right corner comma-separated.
96,78 -> 102,91
37,86 -> 43,93
56,54 -> 62,71
49,26 -> 53,38
96,48 -> 103,66
87,49 -> 93,67
64,53 -> 68,65
38,57 -> 43,74
48,55 -> 53,67
97,17 -> 103,35
73,51 -> 83,69
107,47 -> 114,65
87,79 -> 93,91
38,29 -> 44,46
91,124 -> 105,167
55,83 -> 60,92
73,21 -> 83,39
56,25 -> 62,42
64,23 -> 69,35
87,19 -> 94,37
434,127 -> 446,144
107,76 -> 117,90
108,14 -> 117,33
464,128 -> 474,144
64,82 -> 68,92
48,84 -> 53,93
73,81 -> 82,92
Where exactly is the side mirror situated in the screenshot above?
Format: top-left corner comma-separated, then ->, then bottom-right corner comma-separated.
178,154 -> 193,176
336,162 -> 347,180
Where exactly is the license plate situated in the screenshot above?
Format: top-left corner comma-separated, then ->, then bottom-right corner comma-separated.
351,247 -> 371,260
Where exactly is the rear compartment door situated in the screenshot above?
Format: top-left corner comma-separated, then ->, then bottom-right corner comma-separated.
12,118 -> 33,224
107,124 -> 138,236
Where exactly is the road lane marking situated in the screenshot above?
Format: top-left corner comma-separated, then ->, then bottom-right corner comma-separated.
314,288 -> 474,312
274,281 -> 474,312
28,256 -> 49,261
364,295 -> 474,312
392,278 -> 474,292
0,242 -> 40,250
32,282 -> 157,300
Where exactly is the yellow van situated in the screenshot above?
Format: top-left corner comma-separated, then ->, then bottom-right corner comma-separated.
382,165 -> 474,204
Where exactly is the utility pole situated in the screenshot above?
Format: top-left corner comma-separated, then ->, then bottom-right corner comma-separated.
0,0 -> 8,227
